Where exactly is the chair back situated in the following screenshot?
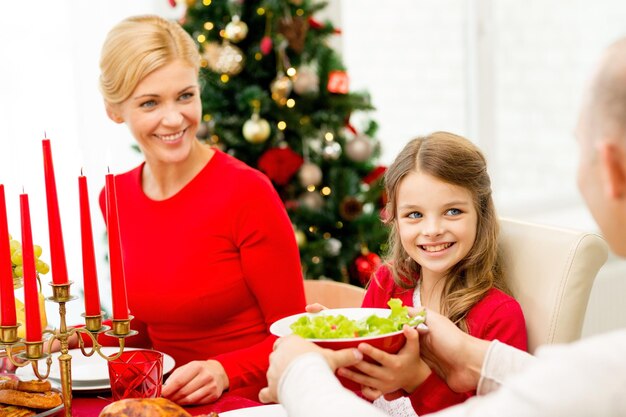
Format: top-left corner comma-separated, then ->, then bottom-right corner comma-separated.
303,279 -> 366,309
499,217 -> 609,353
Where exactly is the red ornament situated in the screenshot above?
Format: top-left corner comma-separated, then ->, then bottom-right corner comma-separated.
354,252 -> 381,286
327,70 -> 349,94
260,36 -> 273,55
308,17 -> 342,34
168,0 -> 177,7
363,166 -> 387,185
258,147 -> 304,186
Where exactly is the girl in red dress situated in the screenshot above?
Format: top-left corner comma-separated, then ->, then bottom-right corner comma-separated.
339,132 -> 527,416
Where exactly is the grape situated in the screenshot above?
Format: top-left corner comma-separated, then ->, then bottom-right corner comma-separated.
7,236 -> 50,278
9,239 -> 20,252
36,260 -> 50,275
10,249 -> 23,266
13,265 -> 23,278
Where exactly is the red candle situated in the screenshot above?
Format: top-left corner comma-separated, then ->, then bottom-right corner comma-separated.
0,185 -> 17,326
105,173 -> 129,320
42,139 -> 69,285
20,193 -> 42,342
79,174 -> 101,317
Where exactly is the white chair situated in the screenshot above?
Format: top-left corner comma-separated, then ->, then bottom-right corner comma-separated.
499,217 -> 609,353
303,279 -> 366,309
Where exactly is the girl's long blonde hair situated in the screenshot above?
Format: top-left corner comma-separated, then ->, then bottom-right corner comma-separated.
383,132 -> 509,331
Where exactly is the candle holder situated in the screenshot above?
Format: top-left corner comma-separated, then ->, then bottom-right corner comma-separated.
0,281 -> 137,417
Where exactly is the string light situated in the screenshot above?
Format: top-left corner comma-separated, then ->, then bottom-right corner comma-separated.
286,67 -> 297,77
308,226 -> 318,233
336,221 -> 344,229
220,74 -> 230,83
286,99 -> 295,108
203,114 -> 212,122
312,256 -> 320,264
325,132 -> 334,141
323,232 -> 331,239
200,59 -> 208,68
306,185 -> 316,192
277,121 -> 287,130
203,22 -> 214,30
197,34 -> 207,43
257,7 -> 266,15
321,187 -> 331,196
202,0 -> 211,5
255,52 -> 262,61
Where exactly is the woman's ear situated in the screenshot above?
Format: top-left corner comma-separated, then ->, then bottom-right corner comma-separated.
599,141 -> 626,199
105,102 -> 124,124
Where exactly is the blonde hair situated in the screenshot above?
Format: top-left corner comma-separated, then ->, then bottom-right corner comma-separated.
382,132 -> 508,331
99,15 -> 200,104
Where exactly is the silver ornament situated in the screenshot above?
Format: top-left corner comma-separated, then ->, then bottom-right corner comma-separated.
322,141 -> 342,160
298,162 -> 323,186
345,135 -> 374,162
326,238 -> 342,256
299,191 -> 324,210
293,68 -> 319,95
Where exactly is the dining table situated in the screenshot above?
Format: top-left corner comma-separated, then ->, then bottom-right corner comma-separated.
70,392 -> 266,416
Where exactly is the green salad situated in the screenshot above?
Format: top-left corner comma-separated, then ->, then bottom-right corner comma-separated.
289,298 -> 426,339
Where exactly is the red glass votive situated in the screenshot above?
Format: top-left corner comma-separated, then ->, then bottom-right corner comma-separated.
107,350 -> 163,401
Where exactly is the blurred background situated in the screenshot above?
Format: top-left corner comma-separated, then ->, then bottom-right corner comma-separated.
1,0 -> 625,336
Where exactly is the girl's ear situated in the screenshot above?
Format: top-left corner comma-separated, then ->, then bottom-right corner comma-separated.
598,141 -> 626,199
105,102 -> 124,124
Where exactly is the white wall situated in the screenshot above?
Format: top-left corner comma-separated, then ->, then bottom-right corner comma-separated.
0,0 -> 185,326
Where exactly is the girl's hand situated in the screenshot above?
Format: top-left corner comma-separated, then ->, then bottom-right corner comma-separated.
337,325 -> 431,400
305,303 -> 327,313
162,359 -> 228,405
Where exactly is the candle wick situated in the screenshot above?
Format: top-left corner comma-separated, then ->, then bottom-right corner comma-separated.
107,166 -> 110,174
22,186 -> 24,193
44,131 -> 47,138
81,167 -> 84,176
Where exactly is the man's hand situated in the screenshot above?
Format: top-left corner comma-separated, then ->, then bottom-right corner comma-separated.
259,335 -> 363,404
418,309 -> 490,393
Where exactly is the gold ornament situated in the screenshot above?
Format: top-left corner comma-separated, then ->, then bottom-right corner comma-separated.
243,113 -> 271,144
224,15 -> 248,43
270,72 -> 293,104
295,229 -> 307,248
203,41 -> 245,76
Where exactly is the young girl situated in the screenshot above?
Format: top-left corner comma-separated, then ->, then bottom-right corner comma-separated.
339,132 -> 527,415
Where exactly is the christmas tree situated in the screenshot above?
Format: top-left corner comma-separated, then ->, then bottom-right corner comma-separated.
182,0 -> 388,285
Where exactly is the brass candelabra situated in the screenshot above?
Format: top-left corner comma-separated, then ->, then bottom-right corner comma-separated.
0,281 -> 137,417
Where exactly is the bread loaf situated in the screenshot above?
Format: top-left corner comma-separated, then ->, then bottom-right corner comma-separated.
0,379 -> 51,393
0,390 -> 62,410
98,398 -> 196,417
